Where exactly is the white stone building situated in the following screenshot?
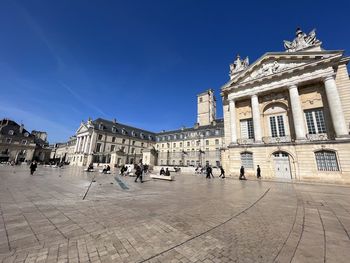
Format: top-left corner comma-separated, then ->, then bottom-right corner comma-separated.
70,118 -> 155,167
154,89 -> 224,167
221,28 -> 350,181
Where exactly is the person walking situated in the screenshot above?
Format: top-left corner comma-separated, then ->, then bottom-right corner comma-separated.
30,161 -> 37,175
257,165 -> 261,179
134,164 -> 143,183
206,165 -> 213,179
239,166 -> 246,180
165,168 -> 170,176
219,166 -> 225,178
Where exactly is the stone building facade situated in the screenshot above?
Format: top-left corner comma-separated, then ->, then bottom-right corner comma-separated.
155,89 -> 224,167
0,119 -> 37,163
221,28 -> 350,181
50,136 -> 77,164
70,118 -> 155,167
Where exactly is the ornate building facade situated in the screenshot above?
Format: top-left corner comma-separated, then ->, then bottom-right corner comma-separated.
154,90 -> 224,167
221,28 -> 350,180
0,119 -> 49,163
70,118 -> 155,167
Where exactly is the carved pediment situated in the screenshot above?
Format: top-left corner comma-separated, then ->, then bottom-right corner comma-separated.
242,60 -> 306,82
76,123 -> 89,134
227,51 -> 343,88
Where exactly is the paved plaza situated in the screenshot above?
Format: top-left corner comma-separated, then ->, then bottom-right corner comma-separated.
0,166 -> 350,263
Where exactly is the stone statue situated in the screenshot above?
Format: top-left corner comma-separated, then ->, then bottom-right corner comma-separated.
284,28 -> 321,52
229,54 -> 249,78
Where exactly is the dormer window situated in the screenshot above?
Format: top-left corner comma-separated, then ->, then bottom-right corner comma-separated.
149,135 -> 153,140
99,123 -> 103,130
24,132 -> 29,137
131,130 -> 136,137
112,126 -> 117,133
8,130 -> 14,135
140,133 -> 144,139
122,129 -> 126,135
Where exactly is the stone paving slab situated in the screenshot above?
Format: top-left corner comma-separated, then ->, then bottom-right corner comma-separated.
0,166 -> 350,262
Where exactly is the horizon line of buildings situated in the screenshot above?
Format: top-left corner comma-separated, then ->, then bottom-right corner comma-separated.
2,27 -> 350,182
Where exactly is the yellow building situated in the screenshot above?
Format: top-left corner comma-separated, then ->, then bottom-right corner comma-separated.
221,28 -> 350,181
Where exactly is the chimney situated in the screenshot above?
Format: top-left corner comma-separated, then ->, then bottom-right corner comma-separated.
112,118 -> 117,124
19,124 -> 24,133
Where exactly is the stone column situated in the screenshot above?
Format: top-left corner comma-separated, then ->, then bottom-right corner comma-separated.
289,85 -> 306,140
323,75 -> 348,137
84,135 -> 90,153
88,132 -> 96,154
229,99 -> 237,144
251,94 -> 262,142
74,137 -> 80,153
80,136 -> 86,153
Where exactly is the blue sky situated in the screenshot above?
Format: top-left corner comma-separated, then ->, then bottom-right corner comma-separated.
0,0 -> 349,143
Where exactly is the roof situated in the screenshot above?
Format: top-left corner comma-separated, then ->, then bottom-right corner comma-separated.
155,118 -> 224,136
0,119 -> 34,139
92,118 -> 156,141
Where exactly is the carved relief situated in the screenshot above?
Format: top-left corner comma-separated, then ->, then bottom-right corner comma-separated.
229,54 -> 249,79
284,28 -> 322,52
244,61 -> 304,82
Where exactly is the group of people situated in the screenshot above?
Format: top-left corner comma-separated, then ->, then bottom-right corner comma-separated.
239,165 -> 261,180
159,167 -> 171,176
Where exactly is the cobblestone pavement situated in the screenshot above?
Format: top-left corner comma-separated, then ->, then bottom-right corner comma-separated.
1,166 -> 350,263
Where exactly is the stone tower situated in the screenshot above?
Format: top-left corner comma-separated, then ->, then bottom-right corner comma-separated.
197,89 -> 216,126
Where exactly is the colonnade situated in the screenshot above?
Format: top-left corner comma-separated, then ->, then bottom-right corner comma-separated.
228,75 -> 348,144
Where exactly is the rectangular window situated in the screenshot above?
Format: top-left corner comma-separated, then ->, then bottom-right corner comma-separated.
180,142 -> 183,147
315,151 -> 339,171
112,137 -> 116,142
269,115 -> 285,137
240,119 -> 254,139
6,138 -> 12,143
98,134 -> 103,140
96,143 -> 102,152
111,145 -> 115,152
215,139 -> 219,145
22,140 -> 27,145
305,109 -> 326,134
141,142 -> 144,147
132,141 -> 135,145
196,141 -> 200,146
173,143 -> 176,147
241,152 -> 254,169
122,139 -> 126,144
131,148 -> 135,154
277,116 -> 285,136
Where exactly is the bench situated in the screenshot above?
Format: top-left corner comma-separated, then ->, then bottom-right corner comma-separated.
150,174 -> 174,181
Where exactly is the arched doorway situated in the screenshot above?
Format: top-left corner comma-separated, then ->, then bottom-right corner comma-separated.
273,151 -> 292,180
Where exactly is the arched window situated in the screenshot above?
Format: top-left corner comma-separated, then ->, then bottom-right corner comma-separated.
315,150 -> 339,171
241,152 -> 253,169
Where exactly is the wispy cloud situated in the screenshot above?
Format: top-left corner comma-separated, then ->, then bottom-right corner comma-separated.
59,82 -> 108,117
0,102 -> 73,143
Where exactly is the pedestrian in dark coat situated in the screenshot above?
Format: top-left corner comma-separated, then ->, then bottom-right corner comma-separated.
206,166 -> 213,179
239,166 -> 246,180
219,166 -> 225,178
257,165 -> 261,179
134,165 -> 143,183
30,161 -> 37,175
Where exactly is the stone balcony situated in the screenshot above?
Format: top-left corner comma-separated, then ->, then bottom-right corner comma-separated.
262,136 -> 292,144
306,133 -> 330,141
237,138 -> 255,145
